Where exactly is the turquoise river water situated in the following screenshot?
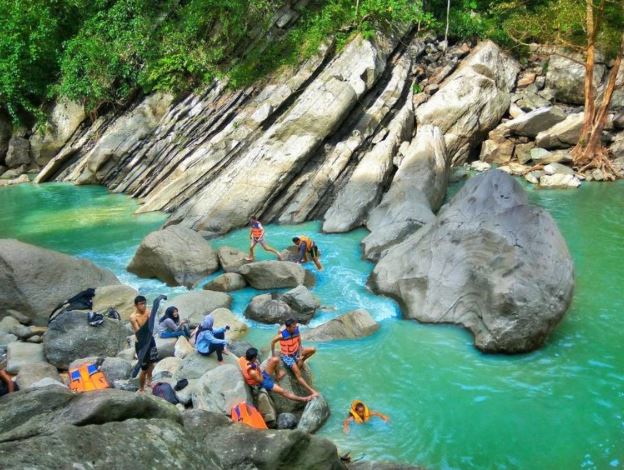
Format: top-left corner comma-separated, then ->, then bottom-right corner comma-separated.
0,180 -> 623,469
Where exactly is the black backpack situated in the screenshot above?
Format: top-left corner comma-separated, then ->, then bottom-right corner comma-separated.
152,382 -> 179,405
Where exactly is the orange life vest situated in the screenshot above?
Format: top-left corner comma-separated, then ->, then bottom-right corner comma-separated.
251,222 -> 264,240
68,363 -> 109,393
238,356 -> 261,386
231,401 -> 268,429
279,326 -> 301,356
349,400 -> 371,424
298,235 -> 314,252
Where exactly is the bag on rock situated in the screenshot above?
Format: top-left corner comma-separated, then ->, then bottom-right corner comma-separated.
68,362 -> 110,392
152,382 -> 179,405
49,288 -> 96,324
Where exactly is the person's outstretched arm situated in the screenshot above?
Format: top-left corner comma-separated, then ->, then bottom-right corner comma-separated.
0,369 -> 15,393
343,416 -> 354,433
270,334 -> 281,357
371,410 -> 389,422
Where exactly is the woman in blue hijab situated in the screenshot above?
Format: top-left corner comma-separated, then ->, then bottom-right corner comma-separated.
195,313 -> 230,363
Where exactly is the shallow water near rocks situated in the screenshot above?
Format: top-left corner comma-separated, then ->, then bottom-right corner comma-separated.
1,180 -> 623,469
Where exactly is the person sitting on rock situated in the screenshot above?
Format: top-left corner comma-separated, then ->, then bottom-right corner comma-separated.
292,236 -> 323,270
343,400 -> 389,433
0,367 -> 17,397
271,318 -> 319,397
195,313 -> 229,364
246,216 -> 281,262
238,347 -> 313,403
158,306 -> 190,339
130,295 -> 165,392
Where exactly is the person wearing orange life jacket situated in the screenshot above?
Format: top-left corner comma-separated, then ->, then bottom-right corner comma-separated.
246,216 -> 281,262
270,318 -> 319,397
238,347 -> 313,403
292,236 -> 323,270
343,400 -> 389,433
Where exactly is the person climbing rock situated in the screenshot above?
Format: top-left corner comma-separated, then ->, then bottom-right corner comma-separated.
238,347 -> 313,403
130,294 -> 166,392
271,318 -> 319,397
246,216 -> 281,261
195,313 -> 229,363
292,236 -> 322,270
158,306 -> 190,339
343,400 -> 389,433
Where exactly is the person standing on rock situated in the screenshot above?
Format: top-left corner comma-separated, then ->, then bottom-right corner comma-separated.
246,216 -> 282,262
271,318 -> 319,397
292,236 -> 323,270
130,294 -> 166,392
238,347 -> 313,403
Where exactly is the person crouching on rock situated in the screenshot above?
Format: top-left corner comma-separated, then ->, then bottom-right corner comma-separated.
292,236 -> 323,271
246,216 -> 282,262
195,313 -> 229,364
130,295 -> 159,392
158,306 -> 190,339
271,318 -> 319,397
238,347 -> 313,403
343,400 -> 389,433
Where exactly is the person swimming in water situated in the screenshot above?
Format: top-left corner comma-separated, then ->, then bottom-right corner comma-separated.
343,400 -> 389,433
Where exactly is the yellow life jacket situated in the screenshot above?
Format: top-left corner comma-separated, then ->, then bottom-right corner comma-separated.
279,326 -> 301,356
298,235 -> 314,252
349,400 -> 371,423
68,363 -> 109,393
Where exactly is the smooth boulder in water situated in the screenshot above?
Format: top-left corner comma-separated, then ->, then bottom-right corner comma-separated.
245,294 -> 294,325
127,225 -> 219,288
370,170 -> 574,353
296,394 -> 330,434
238,261 -> 305,290
0,239 -> 119,325
303,309 -> 379,342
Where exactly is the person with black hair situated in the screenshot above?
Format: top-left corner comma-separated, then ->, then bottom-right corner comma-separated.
158,306 -> 190,339
292,236 -> 323,270
238,347 -> 313,403
271,318 -> 318,397
246,216 -> 282,262
130,294 -> 166,392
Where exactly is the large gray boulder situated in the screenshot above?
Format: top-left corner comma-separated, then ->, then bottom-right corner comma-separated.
203,272 -> 247,292
281,285 -> 320,319
501,106 -> 567,138
92,284 -> 138,321
268,363 -> 313,414
546,53 -> 604,105
44,311 -> 128,369
363,125 -> 449,260
303,310 -> 379,342
210,307 -> 248,340
191,364 -> 252,414
296,394 -> 330,434
239,261 -> 305,289
0,239 -> 119,325
6,342 -> 46,374
69,356 -> 132,383
5,134 -> 30,168
245,294 -> 294,325
29,98 -> 86,166
15,362 -> 62,389
161,290 -> 231,327
127,225 -> 219,288
535,113 -> 584,149
416,41 -> 520,164
0,111 -> 10,164
217,246 -> 249,273
370,170 -> 574,353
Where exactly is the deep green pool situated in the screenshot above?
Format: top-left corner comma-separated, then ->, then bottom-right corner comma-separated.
1,181 -> 623,469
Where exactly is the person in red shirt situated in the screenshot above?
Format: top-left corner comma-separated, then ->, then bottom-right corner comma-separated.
246,216 -> 281,262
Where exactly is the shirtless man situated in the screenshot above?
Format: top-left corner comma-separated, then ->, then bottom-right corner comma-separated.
130,295 -> 158,392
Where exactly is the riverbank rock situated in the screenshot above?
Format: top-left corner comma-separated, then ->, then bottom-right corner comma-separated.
277,412 -> 298,429
363,125 -> 449,260
245,294 -> 293,324
6,342 -> 46,374
29,98 -> 86,166
535,113 -> 584,149
416,41 -> 520,164
269,363 -> 313,414
153,356 -> 182,381
0,239 -> 119,325
239,261 -> 305,289
5,135 -> 30,168
370,170 -> 574,353
93,284 -> 138,321
161,290 -> 231,327
44,311 -> 128,369
203,272 -> 247,292
539,174 -> 582,189
0,111 -> 10,163
303,310 -> 379,342
127,225 -> 219,287
70,356 -> 132,383
546,54 -> 604,105
501,106 -> 566,138
211,308 -> 248,341
297,395 -> 330,434
281,286 -> 321,319
217,246 -> 249,273
191,364 -> 252,414
15,362 -> 62,389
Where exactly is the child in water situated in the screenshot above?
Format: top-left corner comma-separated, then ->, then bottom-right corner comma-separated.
343,400 -> 389,433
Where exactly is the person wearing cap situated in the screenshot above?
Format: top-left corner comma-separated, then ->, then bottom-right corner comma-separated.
195,313 -> 229,363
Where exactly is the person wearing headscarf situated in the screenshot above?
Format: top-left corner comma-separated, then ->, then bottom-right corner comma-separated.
158,306 -> 190,339
195,313 -> 229,363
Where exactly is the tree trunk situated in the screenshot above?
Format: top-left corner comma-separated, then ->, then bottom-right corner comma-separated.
576,0 -> 598,150
444,0 -> 451,49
